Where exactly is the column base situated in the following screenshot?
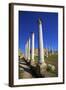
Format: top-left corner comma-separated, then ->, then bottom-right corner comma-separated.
36,63 -> 47,77
31,60 -> 36,67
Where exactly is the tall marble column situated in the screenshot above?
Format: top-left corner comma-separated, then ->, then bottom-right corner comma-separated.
52,48 -> 54,54
36,19 -> 47,77
38,18 -> 44,64
46,48 -> 48,57
28,37 -> 30,60
31,32 -> 34,61
25,41 -> 28,60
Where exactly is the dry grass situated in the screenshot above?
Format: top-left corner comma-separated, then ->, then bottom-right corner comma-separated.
45,54 -> 58,77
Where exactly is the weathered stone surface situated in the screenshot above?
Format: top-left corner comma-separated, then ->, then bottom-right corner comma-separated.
40,63 -> 47,76
51,65 -> 55,71
19,59 -> 33,79
31,60 -> 36,67
47,64 -> 56,72
36,63 -> 47,76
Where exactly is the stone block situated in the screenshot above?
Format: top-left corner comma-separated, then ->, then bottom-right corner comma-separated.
47,64 -> 56,72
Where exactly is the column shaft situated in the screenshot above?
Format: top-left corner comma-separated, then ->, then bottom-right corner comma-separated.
38,19 -> 44,64
25,41 -> 28,60
28,38 -> 30,60
31,32 -> 34,61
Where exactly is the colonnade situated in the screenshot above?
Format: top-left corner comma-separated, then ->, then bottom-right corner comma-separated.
25,19 -> 46,64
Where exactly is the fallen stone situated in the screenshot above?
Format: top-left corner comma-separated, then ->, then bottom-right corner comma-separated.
47,64 -> 56,72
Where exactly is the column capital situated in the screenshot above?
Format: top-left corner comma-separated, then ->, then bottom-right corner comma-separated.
31,32 -> 34,34
38,18 -> 42,24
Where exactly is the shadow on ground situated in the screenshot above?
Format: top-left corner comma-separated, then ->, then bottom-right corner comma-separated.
19,57 -> 44,78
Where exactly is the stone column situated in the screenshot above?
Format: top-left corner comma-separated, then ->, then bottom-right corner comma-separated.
38,18 -> 44,64
46,48 -> 48,57
52,48 -> 54,54
36,19 -> 47,76
31,32 -> 36,66
25,41 -> 28,60
31,32 -> 34,61
28,37 -> 30,60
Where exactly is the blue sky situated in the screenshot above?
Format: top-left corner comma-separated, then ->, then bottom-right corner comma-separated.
19,11 -> 58,54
